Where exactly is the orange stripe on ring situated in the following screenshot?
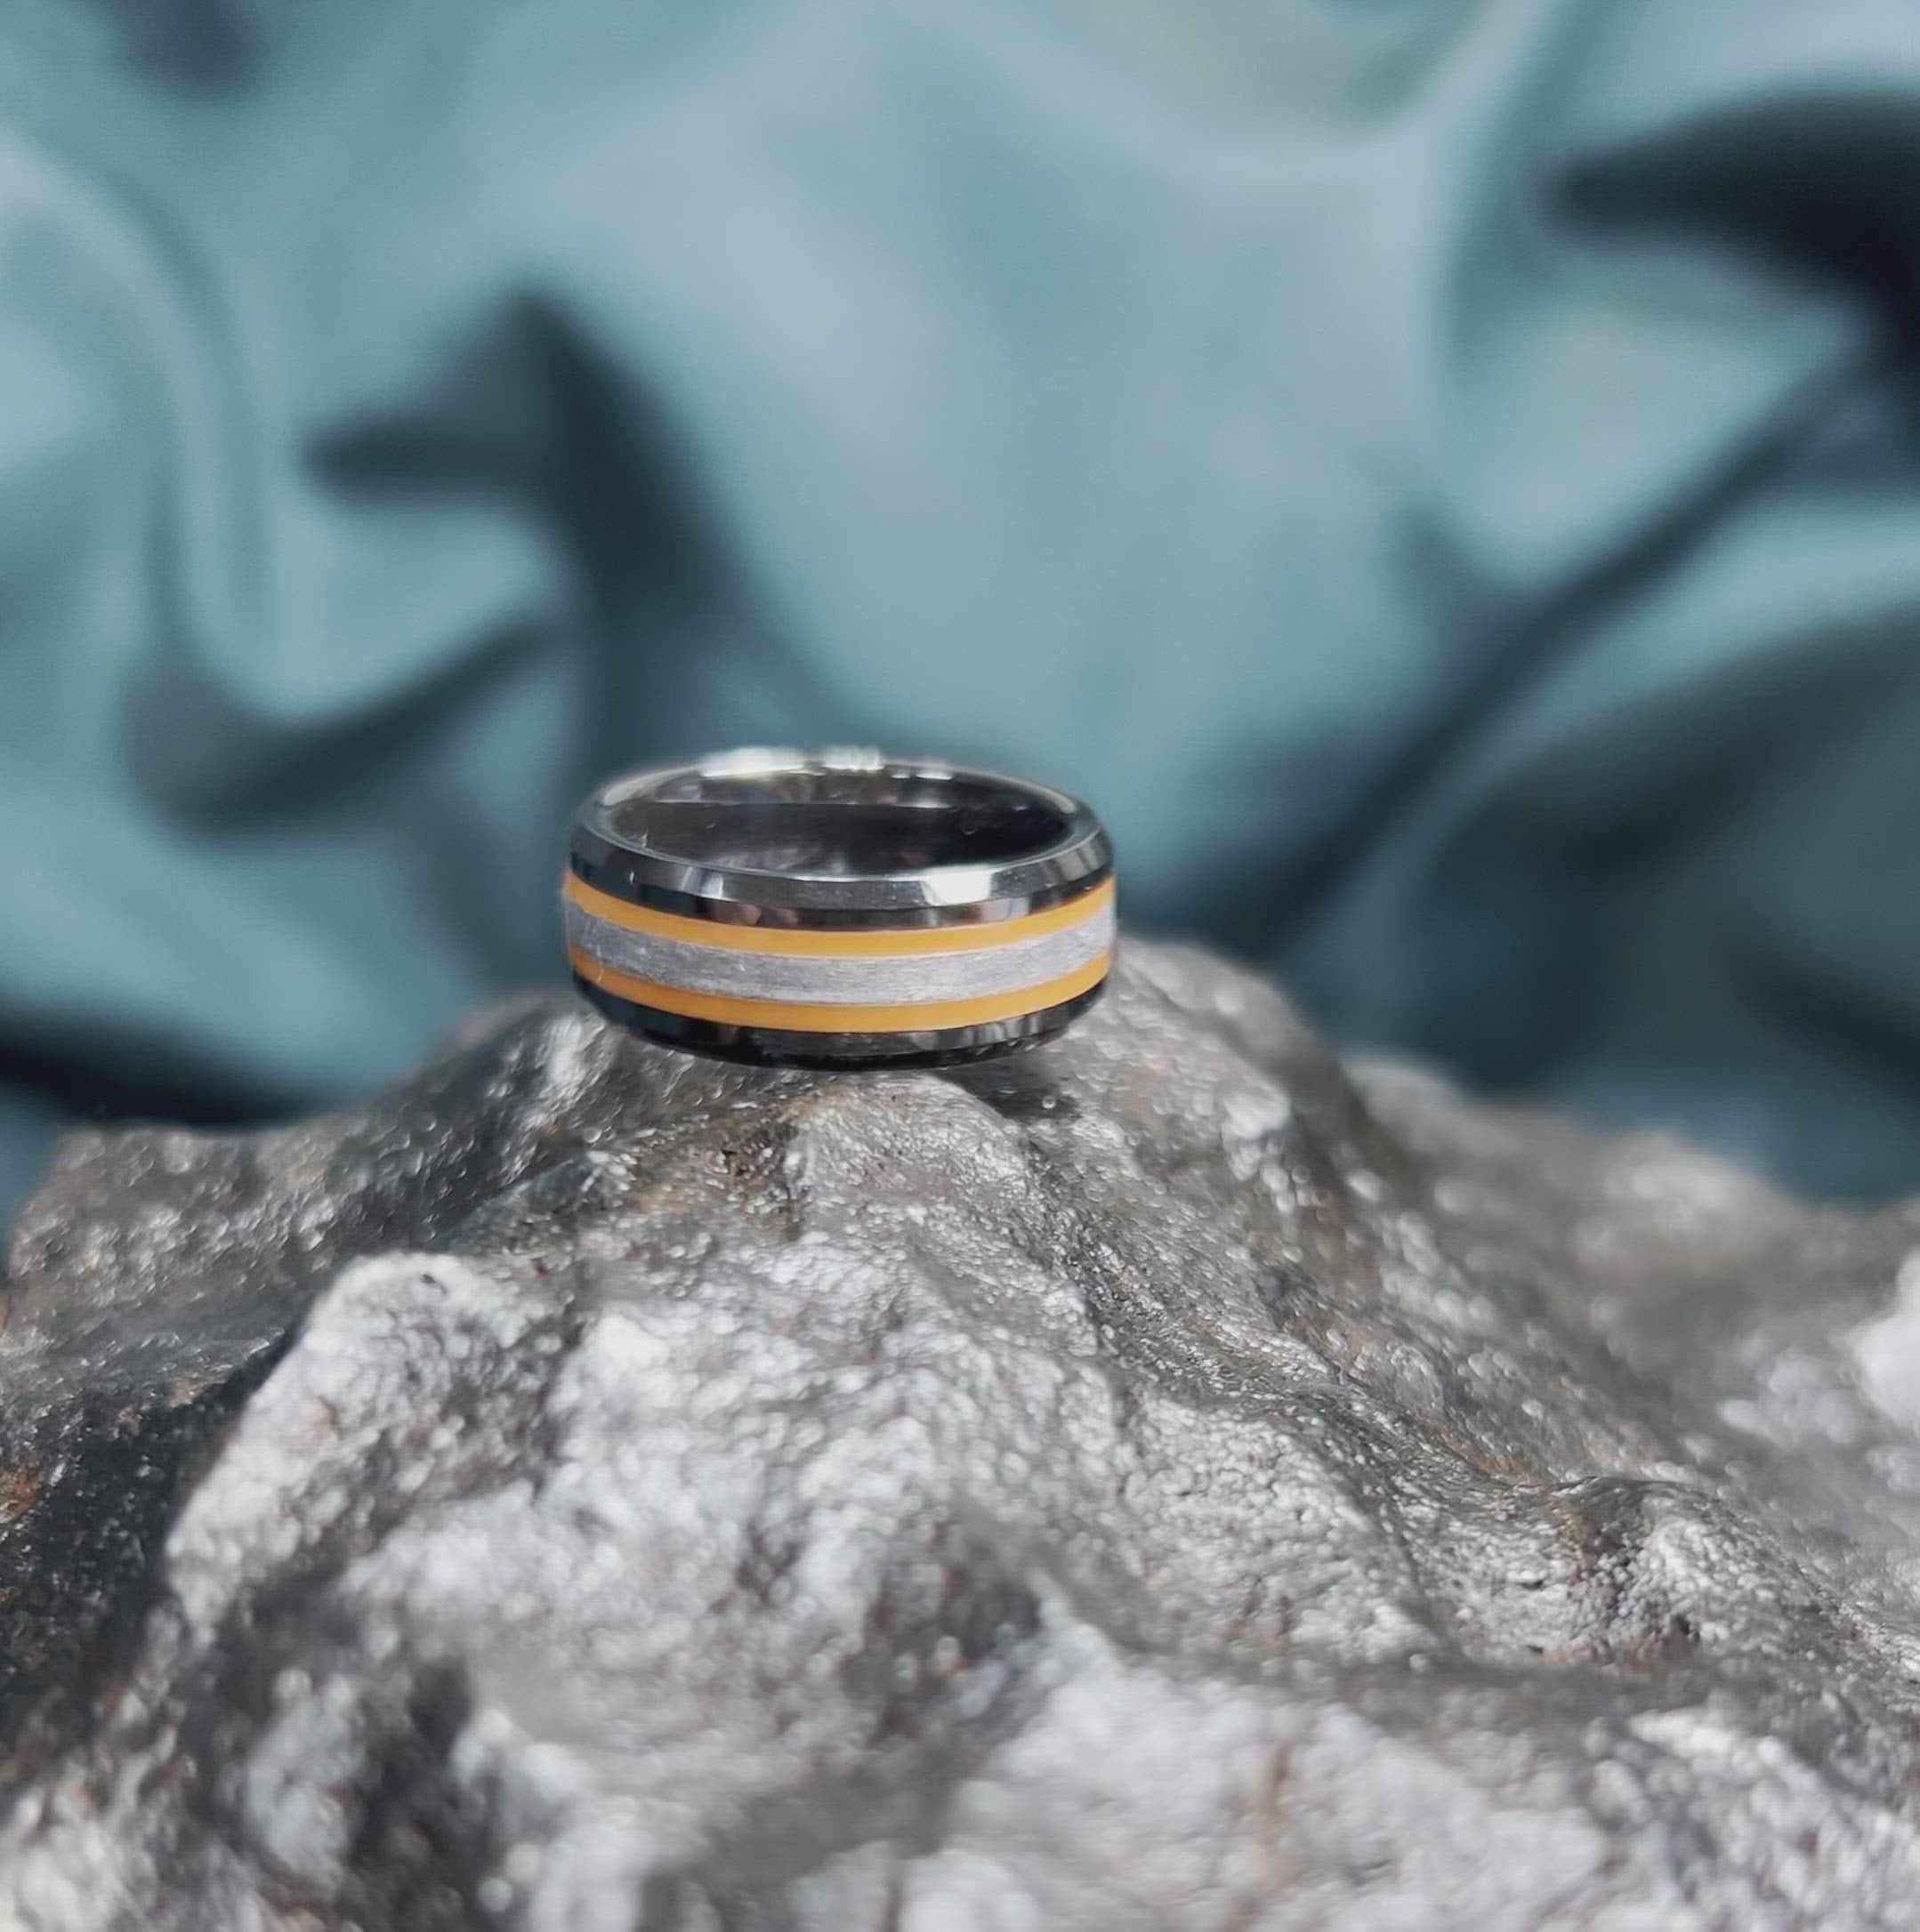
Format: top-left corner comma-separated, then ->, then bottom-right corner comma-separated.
564,870 -> 1113,957
569,945 -> 1111,1034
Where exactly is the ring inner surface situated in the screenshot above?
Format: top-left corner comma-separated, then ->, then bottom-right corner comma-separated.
608,769 -> 1069,880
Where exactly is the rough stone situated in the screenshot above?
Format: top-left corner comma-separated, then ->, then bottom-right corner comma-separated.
1,941 -> 1919,1928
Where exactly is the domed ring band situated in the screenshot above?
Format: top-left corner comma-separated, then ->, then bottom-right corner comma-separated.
565,750 -> 1116,1069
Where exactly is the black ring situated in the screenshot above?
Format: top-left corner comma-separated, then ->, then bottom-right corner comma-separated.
564,749 -> 1115,1069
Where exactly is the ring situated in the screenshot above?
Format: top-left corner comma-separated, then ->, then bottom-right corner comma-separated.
564,748 -> 1115,1068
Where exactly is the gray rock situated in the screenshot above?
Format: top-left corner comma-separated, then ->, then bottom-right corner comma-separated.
2,941 -> 1920,1929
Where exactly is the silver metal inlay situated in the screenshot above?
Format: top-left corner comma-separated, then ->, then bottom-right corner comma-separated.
566,898 -> 1115,1007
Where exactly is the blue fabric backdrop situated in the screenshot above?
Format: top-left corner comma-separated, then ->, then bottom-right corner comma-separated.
4,0 -> 1920,1219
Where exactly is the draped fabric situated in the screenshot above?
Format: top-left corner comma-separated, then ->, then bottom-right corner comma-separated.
4,0 -> 1920,1219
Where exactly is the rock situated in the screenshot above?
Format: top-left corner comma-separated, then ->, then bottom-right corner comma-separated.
1,941 -> 1919,1929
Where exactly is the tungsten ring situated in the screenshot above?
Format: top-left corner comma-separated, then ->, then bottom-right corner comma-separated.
563,749 -> 1116,1069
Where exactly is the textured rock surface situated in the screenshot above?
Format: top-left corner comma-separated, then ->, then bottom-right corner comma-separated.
3,942 -> 1920,1928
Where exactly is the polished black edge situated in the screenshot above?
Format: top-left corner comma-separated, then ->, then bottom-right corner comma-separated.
573,977 -> 1107,1070
568,842 -> 1113,929
571,753 -> 1111,917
